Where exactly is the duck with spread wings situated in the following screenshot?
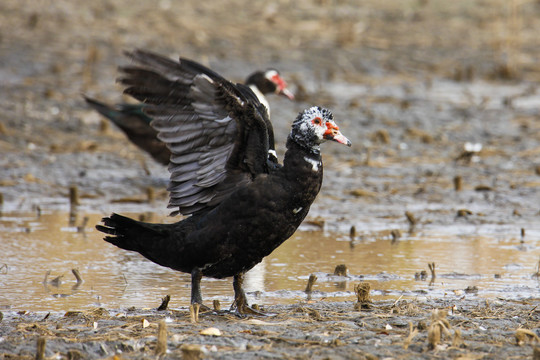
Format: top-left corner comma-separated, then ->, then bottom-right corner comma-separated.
96,49 -> 351,313
84,67 -> 294,166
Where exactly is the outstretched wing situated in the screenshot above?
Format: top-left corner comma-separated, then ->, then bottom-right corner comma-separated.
118,49 -> 274,215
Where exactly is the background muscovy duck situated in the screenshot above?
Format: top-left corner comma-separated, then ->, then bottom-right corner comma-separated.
84,68 -> 293,165
96,49 -> 351,313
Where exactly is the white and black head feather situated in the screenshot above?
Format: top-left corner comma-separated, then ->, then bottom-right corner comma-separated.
290,106 -> 334,152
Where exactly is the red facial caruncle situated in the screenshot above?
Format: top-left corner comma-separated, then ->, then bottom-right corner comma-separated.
324,121 -> 340,139
271,73 -> 288,92
269,72 -> 295,100
324,121 -> 351,146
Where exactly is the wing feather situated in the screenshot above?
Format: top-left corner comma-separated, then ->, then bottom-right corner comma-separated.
118,49 -> 274,215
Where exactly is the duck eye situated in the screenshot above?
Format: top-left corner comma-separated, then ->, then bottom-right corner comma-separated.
312,117 -> 322,126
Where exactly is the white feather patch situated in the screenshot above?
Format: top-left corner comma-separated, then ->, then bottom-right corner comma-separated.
249,84 -> 270,117
303,156 -> 320,172
199,73 -> 214,83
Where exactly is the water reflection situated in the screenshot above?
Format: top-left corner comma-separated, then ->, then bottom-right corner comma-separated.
0,211 -> 538,312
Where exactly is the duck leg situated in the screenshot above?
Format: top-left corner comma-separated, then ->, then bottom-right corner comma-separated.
232,273 -> 248,313
231,273 -> 268,316
190,268 -> 203,305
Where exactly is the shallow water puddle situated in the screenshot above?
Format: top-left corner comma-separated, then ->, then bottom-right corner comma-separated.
0,211 -> 537,312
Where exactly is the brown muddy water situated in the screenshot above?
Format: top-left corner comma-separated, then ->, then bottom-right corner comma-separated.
1,210 -> 537,313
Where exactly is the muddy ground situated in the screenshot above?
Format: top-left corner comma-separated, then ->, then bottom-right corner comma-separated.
1,0 -> 539,358
1,298 -> 539,359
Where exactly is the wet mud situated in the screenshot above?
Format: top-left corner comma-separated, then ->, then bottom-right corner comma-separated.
1,298 -> 539,359
1,0 -> 539,358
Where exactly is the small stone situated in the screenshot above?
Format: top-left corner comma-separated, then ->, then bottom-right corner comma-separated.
200,327 -> 222,336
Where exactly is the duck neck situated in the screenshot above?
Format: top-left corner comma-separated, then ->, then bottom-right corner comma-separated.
283,136 -> 323,177
280,136 -> 324,208
248,84 -> 270,117
288,132 -> 321,156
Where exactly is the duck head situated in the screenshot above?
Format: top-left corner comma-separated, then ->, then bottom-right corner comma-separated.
291,106 -> 351,152
246,69 -> 295,100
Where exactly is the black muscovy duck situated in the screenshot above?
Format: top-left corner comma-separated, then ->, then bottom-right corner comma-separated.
96,49 -> 351,313
85,66 -> 293,165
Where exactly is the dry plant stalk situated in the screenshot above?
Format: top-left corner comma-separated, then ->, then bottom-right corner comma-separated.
76,217 -> 89,233
452,328 -> 463,347
305,274 -> 317,300
190,303 -> 200,323
334,264 -> 348,276
355,282 -> 371,302
427,324 -> 441,349
72,269 -> 83,284
453,175 -> 463,191
515,328 -> 540,346
157,295 -> 170,311
428,262 -> 436,285
427,309 -> 452,350
354,282 -> 371,310
390,229 -> 401,243
349,225 -> 356,240
35,337 -> 46,360
405,211 -> 417,226
47,272 -> 63,287
69,185 -> 80,206
403,321 -> 419,349
155,320 -> 167,355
